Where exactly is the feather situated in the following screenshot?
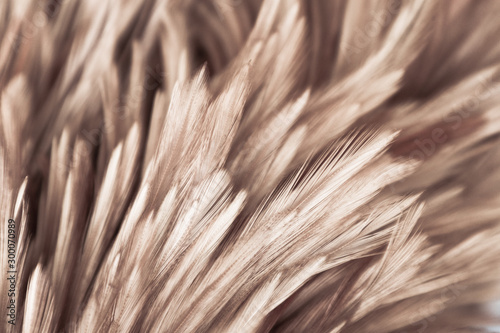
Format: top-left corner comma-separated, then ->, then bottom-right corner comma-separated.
1,0 -> 500,332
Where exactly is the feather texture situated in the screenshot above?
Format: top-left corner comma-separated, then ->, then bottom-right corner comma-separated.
1,0 -> 500,332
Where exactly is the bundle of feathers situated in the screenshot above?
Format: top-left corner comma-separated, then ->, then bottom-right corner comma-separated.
1,0 -> 500,332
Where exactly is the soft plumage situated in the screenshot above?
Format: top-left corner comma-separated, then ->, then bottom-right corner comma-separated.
1,0 -> 500,332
